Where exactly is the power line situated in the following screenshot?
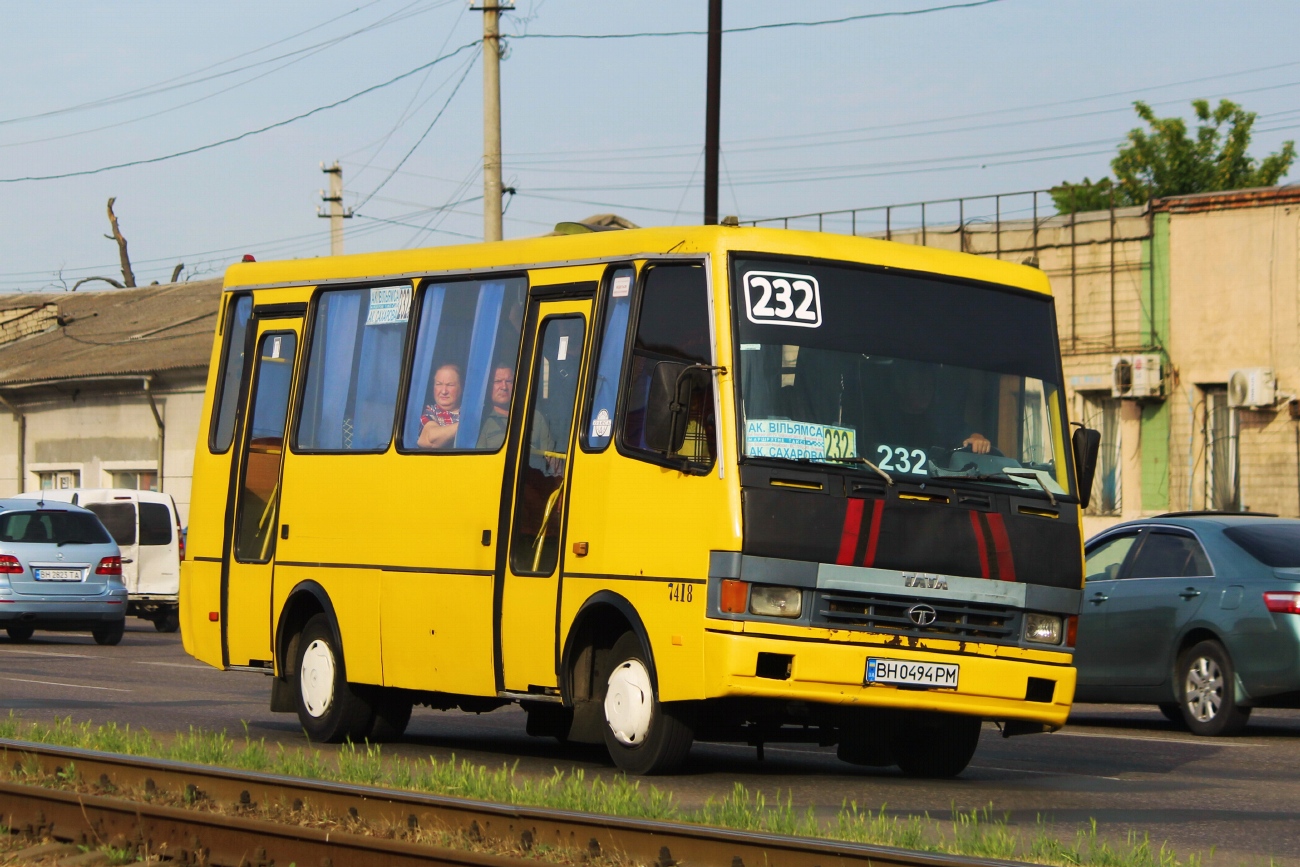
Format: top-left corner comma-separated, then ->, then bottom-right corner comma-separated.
0,41 -> 481,184
510,0 -> 1005,41
353,48 -> 481,211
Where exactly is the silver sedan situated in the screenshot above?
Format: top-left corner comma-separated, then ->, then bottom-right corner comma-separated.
0,498 -> 127,645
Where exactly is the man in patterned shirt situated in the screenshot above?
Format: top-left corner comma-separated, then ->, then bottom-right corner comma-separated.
417,363 -> 463,449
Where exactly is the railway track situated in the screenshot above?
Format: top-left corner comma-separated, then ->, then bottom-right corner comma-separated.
0,739 -> 1018,867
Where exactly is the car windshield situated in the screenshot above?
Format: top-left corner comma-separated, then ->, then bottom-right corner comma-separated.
732,257 -> 1072,497
0,510 -> 112,545
1224,523 -> 1300,567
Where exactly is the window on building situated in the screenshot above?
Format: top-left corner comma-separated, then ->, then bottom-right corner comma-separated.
38,471 -> 80,491
620,263 -> 716,471
110,470 -> 158,491
297,285 -> 413,451
401,277 -> 528,451
1081,394 -> 1121,516
1205,387 -> 1239,511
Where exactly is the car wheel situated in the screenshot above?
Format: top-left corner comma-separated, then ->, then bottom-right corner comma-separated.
154,611 -> 180,633
600,632 -> 694,775
894,713 -> 982,778
5,626 -> 34,643
92,622 -> 125,646
293,614 -> 373,743
1177,640 -> 1251,736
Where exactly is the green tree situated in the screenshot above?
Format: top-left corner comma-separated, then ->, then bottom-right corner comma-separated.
1050,99 -> 1295,214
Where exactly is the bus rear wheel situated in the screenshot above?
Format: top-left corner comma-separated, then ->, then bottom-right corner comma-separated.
293,614 -> 373,743
894,713 -> 981,778
600,632 -> 693,775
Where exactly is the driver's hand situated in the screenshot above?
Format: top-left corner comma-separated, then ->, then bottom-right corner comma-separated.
963,433 -> 991,454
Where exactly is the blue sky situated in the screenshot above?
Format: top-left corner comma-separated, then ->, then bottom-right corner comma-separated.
2,1 -> 1299,290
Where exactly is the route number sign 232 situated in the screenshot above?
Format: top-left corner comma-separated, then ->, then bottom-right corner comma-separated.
743,271 -> 822,328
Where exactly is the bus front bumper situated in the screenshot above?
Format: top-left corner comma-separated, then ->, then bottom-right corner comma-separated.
704,627 -> 1075,727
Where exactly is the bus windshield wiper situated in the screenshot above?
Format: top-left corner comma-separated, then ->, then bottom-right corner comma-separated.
935,467 -> 1057,506
818,455 -> 895,486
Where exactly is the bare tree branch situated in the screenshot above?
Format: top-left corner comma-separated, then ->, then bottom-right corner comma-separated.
105,197 -> 136,288
170,263 -> 184,283
71,276 -> 125,292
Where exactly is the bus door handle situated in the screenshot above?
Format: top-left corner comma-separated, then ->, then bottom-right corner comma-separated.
1178,587 -> 1202,600
1088,592 -> 1109,604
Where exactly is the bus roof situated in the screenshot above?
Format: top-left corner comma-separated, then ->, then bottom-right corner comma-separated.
222,225 -> 1052,297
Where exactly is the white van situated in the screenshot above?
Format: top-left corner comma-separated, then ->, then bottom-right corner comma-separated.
16,489 -> 182,632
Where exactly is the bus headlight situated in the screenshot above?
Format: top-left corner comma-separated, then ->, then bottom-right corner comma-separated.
749,585 -> 802,618
1023,613 -> 1063,645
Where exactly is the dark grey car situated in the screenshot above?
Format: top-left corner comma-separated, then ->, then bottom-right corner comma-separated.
1075,514 -> 1300,735
0,498 -> 127,645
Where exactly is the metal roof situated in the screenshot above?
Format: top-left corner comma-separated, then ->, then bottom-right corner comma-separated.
0,279 -> 221,388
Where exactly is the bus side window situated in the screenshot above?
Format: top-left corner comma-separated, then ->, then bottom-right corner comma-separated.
582,266 -> 634,451
296,285 -> 413,452
620,263 -> 716,471
400,277 -> 528,452
209,294 -> 253,453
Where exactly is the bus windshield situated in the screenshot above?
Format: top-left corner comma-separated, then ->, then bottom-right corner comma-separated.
732,257 -> 1073,498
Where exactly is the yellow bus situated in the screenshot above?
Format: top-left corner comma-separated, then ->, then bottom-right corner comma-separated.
181,225 -> 1099,777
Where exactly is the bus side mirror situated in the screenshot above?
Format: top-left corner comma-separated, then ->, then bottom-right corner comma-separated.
645,361 -> 704,455
1072,427 -> 1101,509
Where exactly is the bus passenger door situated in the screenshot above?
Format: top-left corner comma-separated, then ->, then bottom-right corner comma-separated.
225,319 -> 302,668
499,302 -> 590,693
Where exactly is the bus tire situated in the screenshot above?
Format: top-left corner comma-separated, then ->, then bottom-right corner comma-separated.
293,614 -> 373,743
600,632 -> 693,775
894,713 -> 981,778
364,688 -> 413,742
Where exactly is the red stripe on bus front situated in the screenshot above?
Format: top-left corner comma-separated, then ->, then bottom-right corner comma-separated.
862,499 -> 884,567
836,498 -> 865,565
969,511 -> 990,579
986,512 -> 1016,581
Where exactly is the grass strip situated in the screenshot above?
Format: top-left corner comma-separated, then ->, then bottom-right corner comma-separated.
0,713 -> 1222,867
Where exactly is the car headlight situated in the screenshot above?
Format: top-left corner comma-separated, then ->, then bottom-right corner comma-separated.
1023,613 -> 1063,645
749,585 -> 802,618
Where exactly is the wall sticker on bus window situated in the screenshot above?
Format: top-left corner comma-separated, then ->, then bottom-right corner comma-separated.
744,419 -> 855,461
366,285 -> 412,325
742,271 -> 821,328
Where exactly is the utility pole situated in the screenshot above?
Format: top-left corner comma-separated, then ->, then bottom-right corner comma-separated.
703,0 -> 722,225
317,161 -> 353,256
477,2 -> 512,242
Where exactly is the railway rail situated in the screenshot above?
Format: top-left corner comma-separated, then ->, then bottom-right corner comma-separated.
0,739 -> 1023,867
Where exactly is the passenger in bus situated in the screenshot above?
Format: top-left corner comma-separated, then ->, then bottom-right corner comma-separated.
477,363 -> 562,473
417,363 -> 463,449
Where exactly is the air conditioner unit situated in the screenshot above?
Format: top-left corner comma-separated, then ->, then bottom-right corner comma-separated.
1228,367 -> 1276,409
1111,354 -> 1163,399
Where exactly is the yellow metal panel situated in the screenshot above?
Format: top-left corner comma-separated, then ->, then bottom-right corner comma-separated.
222,227 -> 1051,299
380,572 -> 495,694
179,559 -> 223,667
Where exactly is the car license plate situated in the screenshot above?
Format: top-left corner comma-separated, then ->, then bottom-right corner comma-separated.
866,658 -> 959,689
35,569 -> 81,582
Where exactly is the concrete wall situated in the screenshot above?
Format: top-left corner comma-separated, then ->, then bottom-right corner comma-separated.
0,377 -> 207,526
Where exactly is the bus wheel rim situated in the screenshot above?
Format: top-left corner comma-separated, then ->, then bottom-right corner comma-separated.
300,639 -> 336,718
605,658 -> 653,746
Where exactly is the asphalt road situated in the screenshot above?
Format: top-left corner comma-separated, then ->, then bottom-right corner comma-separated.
2,622 -> 1298,865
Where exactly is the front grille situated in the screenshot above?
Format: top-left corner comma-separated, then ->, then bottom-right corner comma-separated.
814,589 -> 1017,641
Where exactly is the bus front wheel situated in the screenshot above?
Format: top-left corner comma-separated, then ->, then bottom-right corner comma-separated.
600,632 -> 693,775
293,614 -> 373,743
893,713 -> 981,778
